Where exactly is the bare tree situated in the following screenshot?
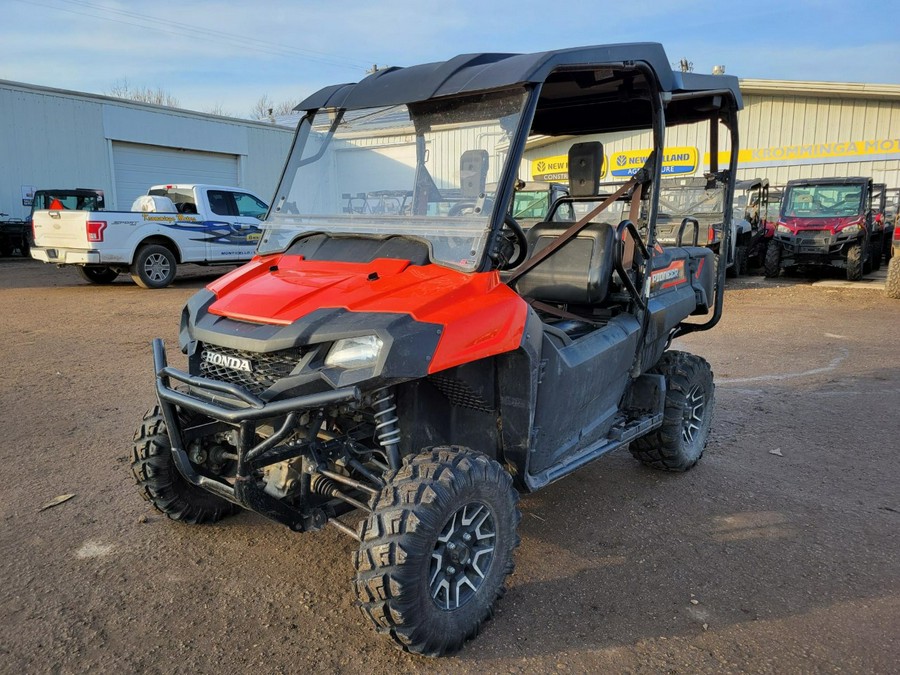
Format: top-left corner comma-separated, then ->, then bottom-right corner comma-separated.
107,79 -> 180,107
203,103 -> 230,117
250,94 -> 301,121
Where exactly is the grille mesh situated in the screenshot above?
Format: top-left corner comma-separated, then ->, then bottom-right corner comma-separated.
199,345 -> 305,395
430,375 -> 494,413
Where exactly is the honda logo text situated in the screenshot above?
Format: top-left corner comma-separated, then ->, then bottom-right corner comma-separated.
202,350 -> 252,372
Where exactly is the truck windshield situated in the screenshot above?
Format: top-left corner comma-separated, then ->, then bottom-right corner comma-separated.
259,88 -> 529,271
783,184 -> 864,218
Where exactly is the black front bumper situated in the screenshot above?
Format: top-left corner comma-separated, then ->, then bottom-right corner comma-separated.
775,231 -> 857,259
152,338 -> 360,530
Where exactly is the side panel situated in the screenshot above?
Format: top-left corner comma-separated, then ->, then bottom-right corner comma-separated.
528,315 -> 641,475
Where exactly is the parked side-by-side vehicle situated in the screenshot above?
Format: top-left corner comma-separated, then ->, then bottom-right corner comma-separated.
765,176 -> 880,280
131,44 -> 742,655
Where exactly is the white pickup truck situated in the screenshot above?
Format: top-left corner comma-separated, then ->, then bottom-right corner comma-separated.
30,184 -> 269,288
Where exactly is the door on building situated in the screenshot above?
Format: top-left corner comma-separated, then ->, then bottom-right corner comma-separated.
112,142 -> 239,210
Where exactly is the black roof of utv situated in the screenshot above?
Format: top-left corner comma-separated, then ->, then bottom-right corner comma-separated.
297,43 -> 742,134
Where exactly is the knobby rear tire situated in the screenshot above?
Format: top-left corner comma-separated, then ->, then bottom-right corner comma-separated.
630,351 -> 715,471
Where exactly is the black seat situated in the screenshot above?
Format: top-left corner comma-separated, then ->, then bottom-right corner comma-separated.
516,221 -> 616,305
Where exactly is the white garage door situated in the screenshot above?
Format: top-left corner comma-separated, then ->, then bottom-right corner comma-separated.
112,142 -> 239,209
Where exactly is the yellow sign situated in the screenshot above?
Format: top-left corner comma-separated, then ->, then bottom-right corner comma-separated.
609,147 -> 698,177
532,153 -> 607,181
706,138 -> 900,167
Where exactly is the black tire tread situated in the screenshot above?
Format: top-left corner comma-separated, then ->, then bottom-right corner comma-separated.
846,242 -> 864,281
353,446 -> 520,656
630,351 -> 715,472
131,405 -> 238,524
763,242 -> 782,278
78,266 -> 119,284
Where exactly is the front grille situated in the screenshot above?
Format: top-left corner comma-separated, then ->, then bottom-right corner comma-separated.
199,345 -> 306,395
797,232 -> 832,253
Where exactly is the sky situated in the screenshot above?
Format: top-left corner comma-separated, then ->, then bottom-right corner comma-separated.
2,0 -> 900,120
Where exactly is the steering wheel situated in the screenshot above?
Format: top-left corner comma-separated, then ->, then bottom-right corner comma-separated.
495,215 -> 528,269
448,200 -> 478,216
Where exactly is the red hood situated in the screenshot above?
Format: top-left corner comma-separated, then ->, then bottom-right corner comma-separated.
780,215 -> 862,234
205,254 -> 528,373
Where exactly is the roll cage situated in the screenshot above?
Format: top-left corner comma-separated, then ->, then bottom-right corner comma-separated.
279,44 -> 742,334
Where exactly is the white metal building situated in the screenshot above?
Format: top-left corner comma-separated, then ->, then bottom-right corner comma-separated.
0,80 -> 294,219
4,76 -> 900,222
526,79 -> 900,189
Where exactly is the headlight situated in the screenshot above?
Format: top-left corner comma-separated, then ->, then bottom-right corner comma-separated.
325,335 -> 383,369
776,224 -> 792,235
839,224 -> 860,236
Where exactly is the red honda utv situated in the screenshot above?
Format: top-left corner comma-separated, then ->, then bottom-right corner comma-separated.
133,44 -> 742,655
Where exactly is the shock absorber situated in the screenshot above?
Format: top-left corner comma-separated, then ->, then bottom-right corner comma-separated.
372,386 -> 401,469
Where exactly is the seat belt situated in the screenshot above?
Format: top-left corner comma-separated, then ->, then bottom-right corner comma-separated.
507,176 -> 638,286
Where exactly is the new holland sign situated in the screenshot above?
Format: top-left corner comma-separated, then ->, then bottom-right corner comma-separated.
532,153 -> 608,181
609,147 -> 699,177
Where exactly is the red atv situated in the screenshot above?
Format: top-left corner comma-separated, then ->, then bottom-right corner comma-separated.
133,44 -> 742,655
765,177 -> 880,280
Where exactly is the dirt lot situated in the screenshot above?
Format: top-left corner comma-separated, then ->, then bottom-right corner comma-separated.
1,258 -> 898,673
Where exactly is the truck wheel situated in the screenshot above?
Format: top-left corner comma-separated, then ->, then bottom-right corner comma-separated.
630,351 -> 714,472
131,244 -> 177,289
763,243 -> 782,278
354,447 -> 520,656
846,243 -> 864,281
19,237 -> 30,258
131,405 -> 239,524
77,266 -> 119,284
886,257 -> 900,299
0,242 -> 12,257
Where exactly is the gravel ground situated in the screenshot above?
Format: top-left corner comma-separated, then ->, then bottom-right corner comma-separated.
1,258 -> 898,673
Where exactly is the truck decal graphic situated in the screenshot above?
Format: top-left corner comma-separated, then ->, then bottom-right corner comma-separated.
162,220 -> 262,246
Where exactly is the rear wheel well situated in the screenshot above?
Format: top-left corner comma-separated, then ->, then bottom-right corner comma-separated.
135,236 -> 182,263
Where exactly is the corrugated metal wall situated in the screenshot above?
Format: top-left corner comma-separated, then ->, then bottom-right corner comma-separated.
0,81 -> 292,218
523,89 -> 900,189
736,93 -> 900,186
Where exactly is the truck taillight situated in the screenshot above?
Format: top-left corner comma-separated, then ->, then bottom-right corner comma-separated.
86,220 -> 107,242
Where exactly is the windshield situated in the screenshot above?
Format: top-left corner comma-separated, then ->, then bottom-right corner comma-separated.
658,186 -> 724,217
783,184 -> 865,218
732,188 -> 761,222
260,89 -> 529,271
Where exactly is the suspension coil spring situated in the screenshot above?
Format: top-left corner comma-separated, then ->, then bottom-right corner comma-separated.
372,386 -> 401,467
